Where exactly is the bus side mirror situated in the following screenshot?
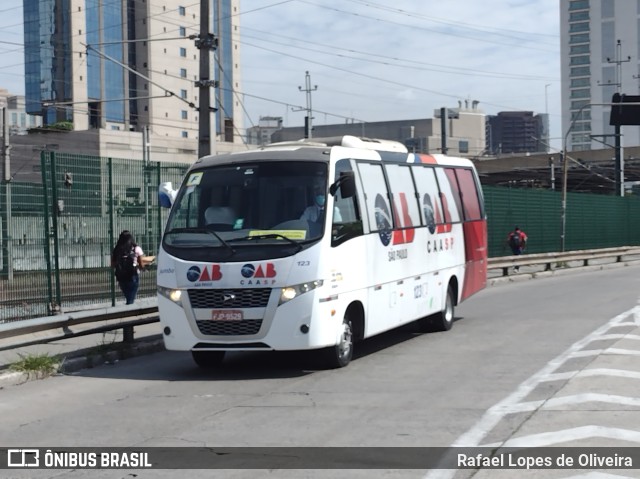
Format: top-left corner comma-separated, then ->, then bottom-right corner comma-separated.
159,182 -> 177,208
329,171 -> 356,198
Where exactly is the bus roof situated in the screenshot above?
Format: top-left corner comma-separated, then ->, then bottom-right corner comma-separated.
194,137 -> 475,170
266,135 -> 408,153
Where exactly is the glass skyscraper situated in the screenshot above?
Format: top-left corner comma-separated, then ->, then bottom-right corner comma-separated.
24,0 -> 73,124
23,0 -> 242,145
214,0 -> 239,142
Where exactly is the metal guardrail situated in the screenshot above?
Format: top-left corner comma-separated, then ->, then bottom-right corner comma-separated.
1,246 -> 640,355
488,246 -> 640,277
0,298 -> 159,353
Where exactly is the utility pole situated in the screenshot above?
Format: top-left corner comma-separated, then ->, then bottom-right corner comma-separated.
298,71 -> 317,139
603,39 -> 630,196
440,107 -> 448,154
1,107 -> 12,279
142,126 -> 151,253
196,0 -> 218,158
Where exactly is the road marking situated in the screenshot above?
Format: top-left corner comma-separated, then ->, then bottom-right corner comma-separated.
484,425 -> 640,448
543,368 -> 640,382
562,473 -> 636,479
423,304 -> 640,479
594,334 -> 640,341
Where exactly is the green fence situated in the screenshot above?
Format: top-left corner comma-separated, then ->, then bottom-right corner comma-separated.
0,152 -> 190,322
3,159 -> 640,323
484,185 -> 640,257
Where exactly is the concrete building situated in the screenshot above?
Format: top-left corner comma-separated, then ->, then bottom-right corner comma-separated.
246,116 -> 284,146
270,103 -> 486,158
560,0 -> 640,151
22,0 -> 243,161
0,90 -> 42,135
486,111 -> 549,154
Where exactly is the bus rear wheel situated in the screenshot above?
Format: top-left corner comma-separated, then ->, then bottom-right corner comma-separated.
418,285 -> 455,332
323,314 -> 353,369
191,350 -> 225,369
432,285 -> 455,331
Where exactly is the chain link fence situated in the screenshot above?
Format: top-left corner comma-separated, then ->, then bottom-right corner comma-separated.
0,151 -> 189,322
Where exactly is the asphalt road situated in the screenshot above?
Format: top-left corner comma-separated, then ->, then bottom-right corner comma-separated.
2,264 -> 640,478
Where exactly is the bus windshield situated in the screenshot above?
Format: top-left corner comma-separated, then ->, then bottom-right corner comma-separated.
163,161 -> 329,255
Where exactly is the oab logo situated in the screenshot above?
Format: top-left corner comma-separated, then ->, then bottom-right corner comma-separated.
187,264 -> 222,283
240,263 -> 277,285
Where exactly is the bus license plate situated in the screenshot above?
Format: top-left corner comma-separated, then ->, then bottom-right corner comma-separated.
211,310 -> 243,321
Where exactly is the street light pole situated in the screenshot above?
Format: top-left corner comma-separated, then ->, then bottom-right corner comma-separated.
561,103 -> 593,252
545,84 -> 550,116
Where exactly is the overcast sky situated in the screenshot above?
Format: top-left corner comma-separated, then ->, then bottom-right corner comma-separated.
0,0 -> 561,150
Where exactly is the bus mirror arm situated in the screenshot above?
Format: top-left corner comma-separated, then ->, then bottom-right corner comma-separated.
329,171 -> 356,198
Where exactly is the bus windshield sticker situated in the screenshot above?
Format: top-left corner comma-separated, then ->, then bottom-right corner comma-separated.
249,230 -> 307,240
186,172 -> 203,186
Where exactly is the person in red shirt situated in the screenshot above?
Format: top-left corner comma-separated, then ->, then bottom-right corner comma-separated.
506,226 -> 528,272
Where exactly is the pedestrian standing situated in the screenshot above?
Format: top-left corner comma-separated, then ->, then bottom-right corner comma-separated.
111,230 -> 144,304
506,226 -> 528,272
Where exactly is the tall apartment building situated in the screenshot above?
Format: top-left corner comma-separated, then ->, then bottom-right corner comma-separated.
23,0 -> 242,146
561,0 -> 640,151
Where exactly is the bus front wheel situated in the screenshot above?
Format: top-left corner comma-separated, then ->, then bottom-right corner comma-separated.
323,315 -> 353,369
191,350 -> 225,369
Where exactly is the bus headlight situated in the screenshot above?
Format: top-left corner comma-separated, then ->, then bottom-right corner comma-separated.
158,286 -> 184,305
278,280 -> 323,306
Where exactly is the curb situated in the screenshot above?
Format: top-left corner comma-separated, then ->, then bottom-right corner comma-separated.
0,336 -> 165,389
488,259 -> 634,286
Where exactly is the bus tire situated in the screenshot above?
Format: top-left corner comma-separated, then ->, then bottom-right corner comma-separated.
191,350 -> 225,369
323,314 -> 354,369
418,285 -> 455,333
433,285 -> 455,331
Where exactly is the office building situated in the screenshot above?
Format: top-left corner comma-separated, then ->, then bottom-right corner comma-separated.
0,89 -> 42,135
561,0 -> 640,151
270,102 -> 486,158
486,111 -> 548,154
23,0 -> 242,156
246,116 -> 284,146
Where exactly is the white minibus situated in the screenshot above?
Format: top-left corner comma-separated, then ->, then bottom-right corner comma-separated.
157,136 -> 487,368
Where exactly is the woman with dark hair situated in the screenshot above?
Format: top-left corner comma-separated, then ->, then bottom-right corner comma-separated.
111,230 -> 144,304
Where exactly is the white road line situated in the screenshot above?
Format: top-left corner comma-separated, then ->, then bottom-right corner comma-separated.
543,368 -> 640,382
423,304 -> 640,479
561,473 -> 636,479
520,393 -> 640,410
604,348 -> 640,356
569,348 -> 640,358
484,425 -> 640,448
593,334 -> 640,341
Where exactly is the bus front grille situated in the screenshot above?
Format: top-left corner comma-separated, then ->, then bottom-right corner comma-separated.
188,288 -> 272,308
195,319 -> 263,336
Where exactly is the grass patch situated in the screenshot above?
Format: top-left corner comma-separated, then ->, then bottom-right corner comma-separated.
10,353 -> 60,379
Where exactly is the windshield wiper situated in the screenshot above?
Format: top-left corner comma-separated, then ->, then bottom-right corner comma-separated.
165,227 -> 235,255
230,233 -> 303,253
